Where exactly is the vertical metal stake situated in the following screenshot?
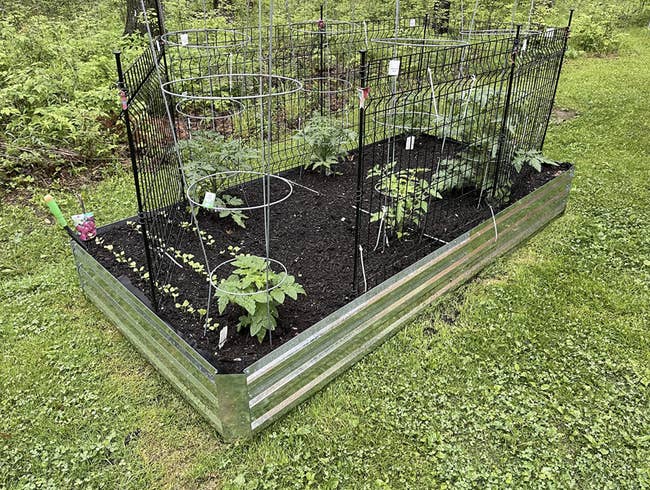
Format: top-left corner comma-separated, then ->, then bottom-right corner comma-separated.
352,49 -> 368,294
540,9 -> 574,150
491,25 -> 521,201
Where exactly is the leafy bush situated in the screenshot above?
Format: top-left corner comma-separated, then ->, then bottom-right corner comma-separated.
294,114 -> 356,176
0,7 -> 144,190
215,254 -> 305,342
569,11 -> 623,56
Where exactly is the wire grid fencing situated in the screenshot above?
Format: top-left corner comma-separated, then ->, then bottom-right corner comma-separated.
116,41 -> 187,309
161,16 -> 443,176
352,24 -> 570,292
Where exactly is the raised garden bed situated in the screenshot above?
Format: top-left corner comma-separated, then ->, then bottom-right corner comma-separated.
71,163 -> 573,440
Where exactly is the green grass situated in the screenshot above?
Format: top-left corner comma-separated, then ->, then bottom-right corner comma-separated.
2,28 -> 649,489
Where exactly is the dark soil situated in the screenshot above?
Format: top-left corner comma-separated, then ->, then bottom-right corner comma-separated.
86,133 -> 570,373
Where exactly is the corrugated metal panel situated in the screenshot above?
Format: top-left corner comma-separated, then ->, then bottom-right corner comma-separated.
72,243 -> 251,438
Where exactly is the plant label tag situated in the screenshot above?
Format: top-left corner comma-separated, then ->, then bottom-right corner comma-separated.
202,192 -> 216,209
388,59 -> 401,77
180,33 -> 189,45
409,18 -> 416,27
521,39 -> 528,52
406,136 -> 415,150
219,326 -> 228,349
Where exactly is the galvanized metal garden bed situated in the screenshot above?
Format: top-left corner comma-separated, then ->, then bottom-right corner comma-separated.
71,166 -> 573,440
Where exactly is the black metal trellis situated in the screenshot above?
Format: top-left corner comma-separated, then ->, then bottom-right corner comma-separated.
115,2 -> 571,317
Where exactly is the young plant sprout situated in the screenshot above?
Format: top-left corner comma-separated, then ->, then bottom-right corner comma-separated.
294,114 -> 356,176
368,162 -> 442,239
214,254 -> 305,342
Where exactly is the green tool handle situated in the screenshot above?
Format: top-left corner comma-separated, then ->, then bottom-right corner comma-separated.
44,195 -> 67,228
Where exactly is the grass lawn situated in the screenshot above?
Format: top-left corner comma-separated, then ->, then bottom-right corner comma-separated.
1,27 -> 649,490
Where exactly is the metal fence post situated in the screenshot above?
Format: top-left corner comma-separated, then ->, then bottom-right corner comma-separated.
491,25 -> 521,201
540,9 -> 574,150
352,49 -> 368,294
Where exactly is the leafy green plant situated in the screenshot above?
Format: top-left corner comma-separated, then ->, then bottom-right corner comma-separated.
569,10 -> 623,56
212,194 -> 248,228
438,87 -> 521,204
512,149 -> 560,172
368,162 -> 441,239
434,157 -> 477,193
294,114 -> 356,176
179,131 -> 258,228
215,254 -> 305,342
178,131 -> 259,183
0,9 -> 142,190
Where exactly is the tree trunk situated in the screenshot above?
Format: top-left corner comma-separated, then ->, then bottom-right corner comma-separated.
124,0 -> 158,36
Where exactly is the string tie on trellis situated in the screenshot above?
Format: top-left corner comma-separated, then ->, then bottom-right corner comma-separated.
358,245 -> 368,293
373,205 -> 388,251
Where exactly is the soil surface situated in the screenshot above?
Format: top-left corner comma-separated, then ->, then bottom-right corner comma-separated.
86,134 -> 570,373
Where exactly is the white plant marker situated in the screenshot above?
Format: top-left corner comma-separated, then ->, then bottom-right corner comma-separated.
219,326 -> 228,349
388,59 -> 401,77
202,192 -> 216,209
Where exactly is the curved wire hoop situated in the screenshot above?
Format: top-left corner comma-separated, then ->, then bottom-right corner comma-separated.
459,28 -> 541,37
372,111 -> 446,133
209,257 -> 288,296
161,28 -> 251,49
186,171 -> 294,212
162,73 -> 304,101
175,98 -> 245,123
371,37 -> 469,48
